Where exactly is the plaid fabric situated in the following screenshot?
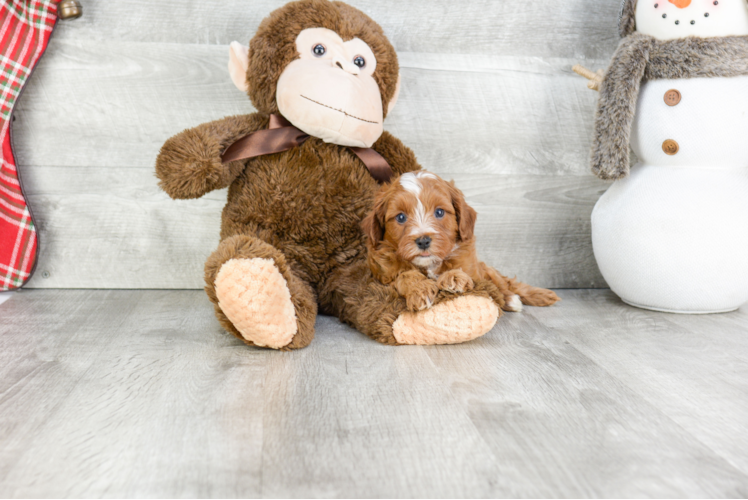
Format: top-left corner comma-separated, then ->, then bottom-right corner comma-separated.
0,0 -> 58,290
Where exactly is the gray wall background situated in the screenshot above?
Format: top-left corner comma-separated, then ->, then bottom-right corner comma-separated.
15,0 -> 621,289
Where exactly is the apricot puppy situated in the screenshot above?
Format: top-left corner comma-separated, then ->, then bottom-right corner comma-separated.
361,171 -> 560,312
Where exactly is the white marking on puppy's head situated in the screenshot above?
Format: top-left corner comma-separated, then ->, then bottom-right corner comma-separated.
399,172 -> 438,236
399,172 -> 422,196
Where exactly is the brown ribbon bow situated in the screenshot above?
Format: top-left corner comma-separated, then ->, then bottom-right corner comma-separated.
221,114 -> 393,183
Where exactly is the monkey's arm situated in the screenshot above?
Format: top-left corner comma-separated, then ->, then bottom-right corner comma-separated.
155,113 -> 268,199
371,131 -> 422,177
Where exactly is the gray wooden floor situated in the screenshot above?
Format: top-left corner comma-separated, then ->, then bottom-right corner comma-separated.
1,290 -> 747,498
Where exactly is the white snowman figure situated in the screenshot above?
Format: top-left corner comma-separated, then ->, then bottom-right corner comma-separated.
574,0 -> 748,313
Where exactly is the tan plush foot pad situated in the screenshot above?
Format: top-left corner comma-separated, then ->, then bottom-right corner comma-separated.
392,295 -> 499,345
214,258 -> 297,349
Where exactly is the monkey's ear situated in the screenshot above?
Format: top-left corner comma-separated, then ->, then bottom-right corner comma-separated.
449,181 -> 477,242
386,73 -> 401,115
228,41 -> 250,92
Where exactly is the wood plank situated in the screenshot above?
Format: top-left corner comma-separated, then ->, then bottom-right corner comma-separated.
528,290 -> 748,477
52,0 -> 621,60
0,290 -> 503,497
0,290 -> 266,498
21,166 -> 223,289
425,294 -> 748,497
258,316 -> 504,498
0,293 -> 12,306
13,40 -> 606,176
2,290 -> 748,497
19,166 -> 607,289
0,290 -> 143,490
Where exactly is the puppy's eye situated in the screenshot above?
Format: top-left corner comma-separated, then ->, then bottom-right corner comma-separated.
313,44 -> 326,56
395,213 -> 407,224
435,208 -> 445,219
353,55 -> 366,68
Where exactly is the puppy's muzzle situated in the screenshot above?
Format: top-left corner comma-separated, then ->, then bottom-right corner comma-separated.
415,236 -> 431,251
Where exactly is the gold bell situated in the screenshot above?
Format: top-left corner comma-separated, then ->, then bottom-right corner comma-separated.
58,0 -> 82,20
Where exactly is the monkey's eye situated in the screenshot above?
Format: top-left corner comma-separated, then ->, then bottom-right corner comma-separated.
353,55 -> 366,68
395,213 -> 407,224
435,208 -> 445,219
313,44 -> 326,56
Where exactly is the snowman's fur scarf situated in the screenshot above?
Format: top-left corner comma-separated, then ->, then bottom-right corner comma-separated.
591,33 -> 748,180
618,0 -> 637,38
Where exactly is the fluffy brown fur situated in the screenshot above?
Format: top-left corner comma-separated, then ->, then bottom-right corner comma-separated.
619,0 -> 638,38
155,0 -> 502,348
247,0 -> 399,118
362,173 -> 560,312
591,32 -> 748,180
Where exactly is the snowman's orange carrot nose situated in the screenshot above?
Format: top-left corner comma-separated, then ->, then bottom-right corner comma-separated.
668,0 -> 692,8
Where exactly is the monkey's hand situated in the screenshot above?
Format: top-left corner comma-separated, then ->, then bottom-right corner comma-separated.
155,113 -> 266,199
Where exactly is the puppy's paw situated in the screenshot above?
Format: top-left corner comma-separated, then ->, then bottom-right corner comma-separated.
502,294 -> 523,312
404,280 -> 440,312
437,269 -> 475,294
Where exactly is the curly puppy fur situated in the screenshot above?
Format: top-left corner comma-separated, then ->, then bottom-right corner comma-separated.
156,0 -> 502,348
591,27 -> 748,180
362,172 -> 560,312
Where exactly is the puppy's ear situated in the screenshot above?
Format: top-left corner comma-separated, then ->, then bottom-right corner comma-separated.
449,181 -> 477,241
361,189 -> 389,245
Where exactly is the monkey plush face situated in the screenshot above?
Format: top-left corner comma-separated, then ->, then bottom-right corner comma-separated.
630,0 -> 748,39
275,28 -> 384,147
228,0 -> 400,148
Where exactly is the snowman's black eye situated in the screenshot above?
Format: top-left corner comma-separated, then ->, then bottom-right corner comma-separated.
714,1 -> 718,5
654,3 -> 659,7
396,213 -> 407,224
663,13 -> 667,18
705,12 -> 709,17
313,44 -> 326,56
435,208 -> 445,219
353,55 -> 366,68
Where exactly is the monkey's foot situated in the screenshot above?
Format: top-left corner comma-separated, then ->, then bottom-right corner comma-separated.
392,295 -> 498,345
214,258 -> 297,349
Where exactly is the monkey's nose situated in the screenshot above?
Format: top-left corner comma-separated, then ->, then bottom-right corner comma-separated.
415,236 -> 431,251
332,56 -> 360,75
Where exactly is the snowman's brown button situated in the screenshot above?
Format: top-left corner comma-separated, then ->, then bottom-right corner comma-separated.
662,139 -> 679,155
664,89 -> 681,106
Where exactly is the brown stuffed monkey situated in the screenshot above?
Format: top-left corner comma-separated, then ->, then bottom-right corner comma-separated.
155,0 -> 501,350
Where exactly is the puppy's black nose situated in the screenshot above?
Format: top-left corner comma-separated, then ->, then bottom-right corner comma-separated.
415,236 -> 431,250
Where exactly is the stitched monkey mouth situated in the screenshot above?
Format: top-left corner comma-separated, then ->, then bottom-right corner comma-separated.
300,95 -> 380,124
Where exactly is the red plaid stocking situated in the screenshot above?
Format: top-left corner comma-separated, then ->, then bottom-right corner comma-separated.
0,0 -> 59,290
